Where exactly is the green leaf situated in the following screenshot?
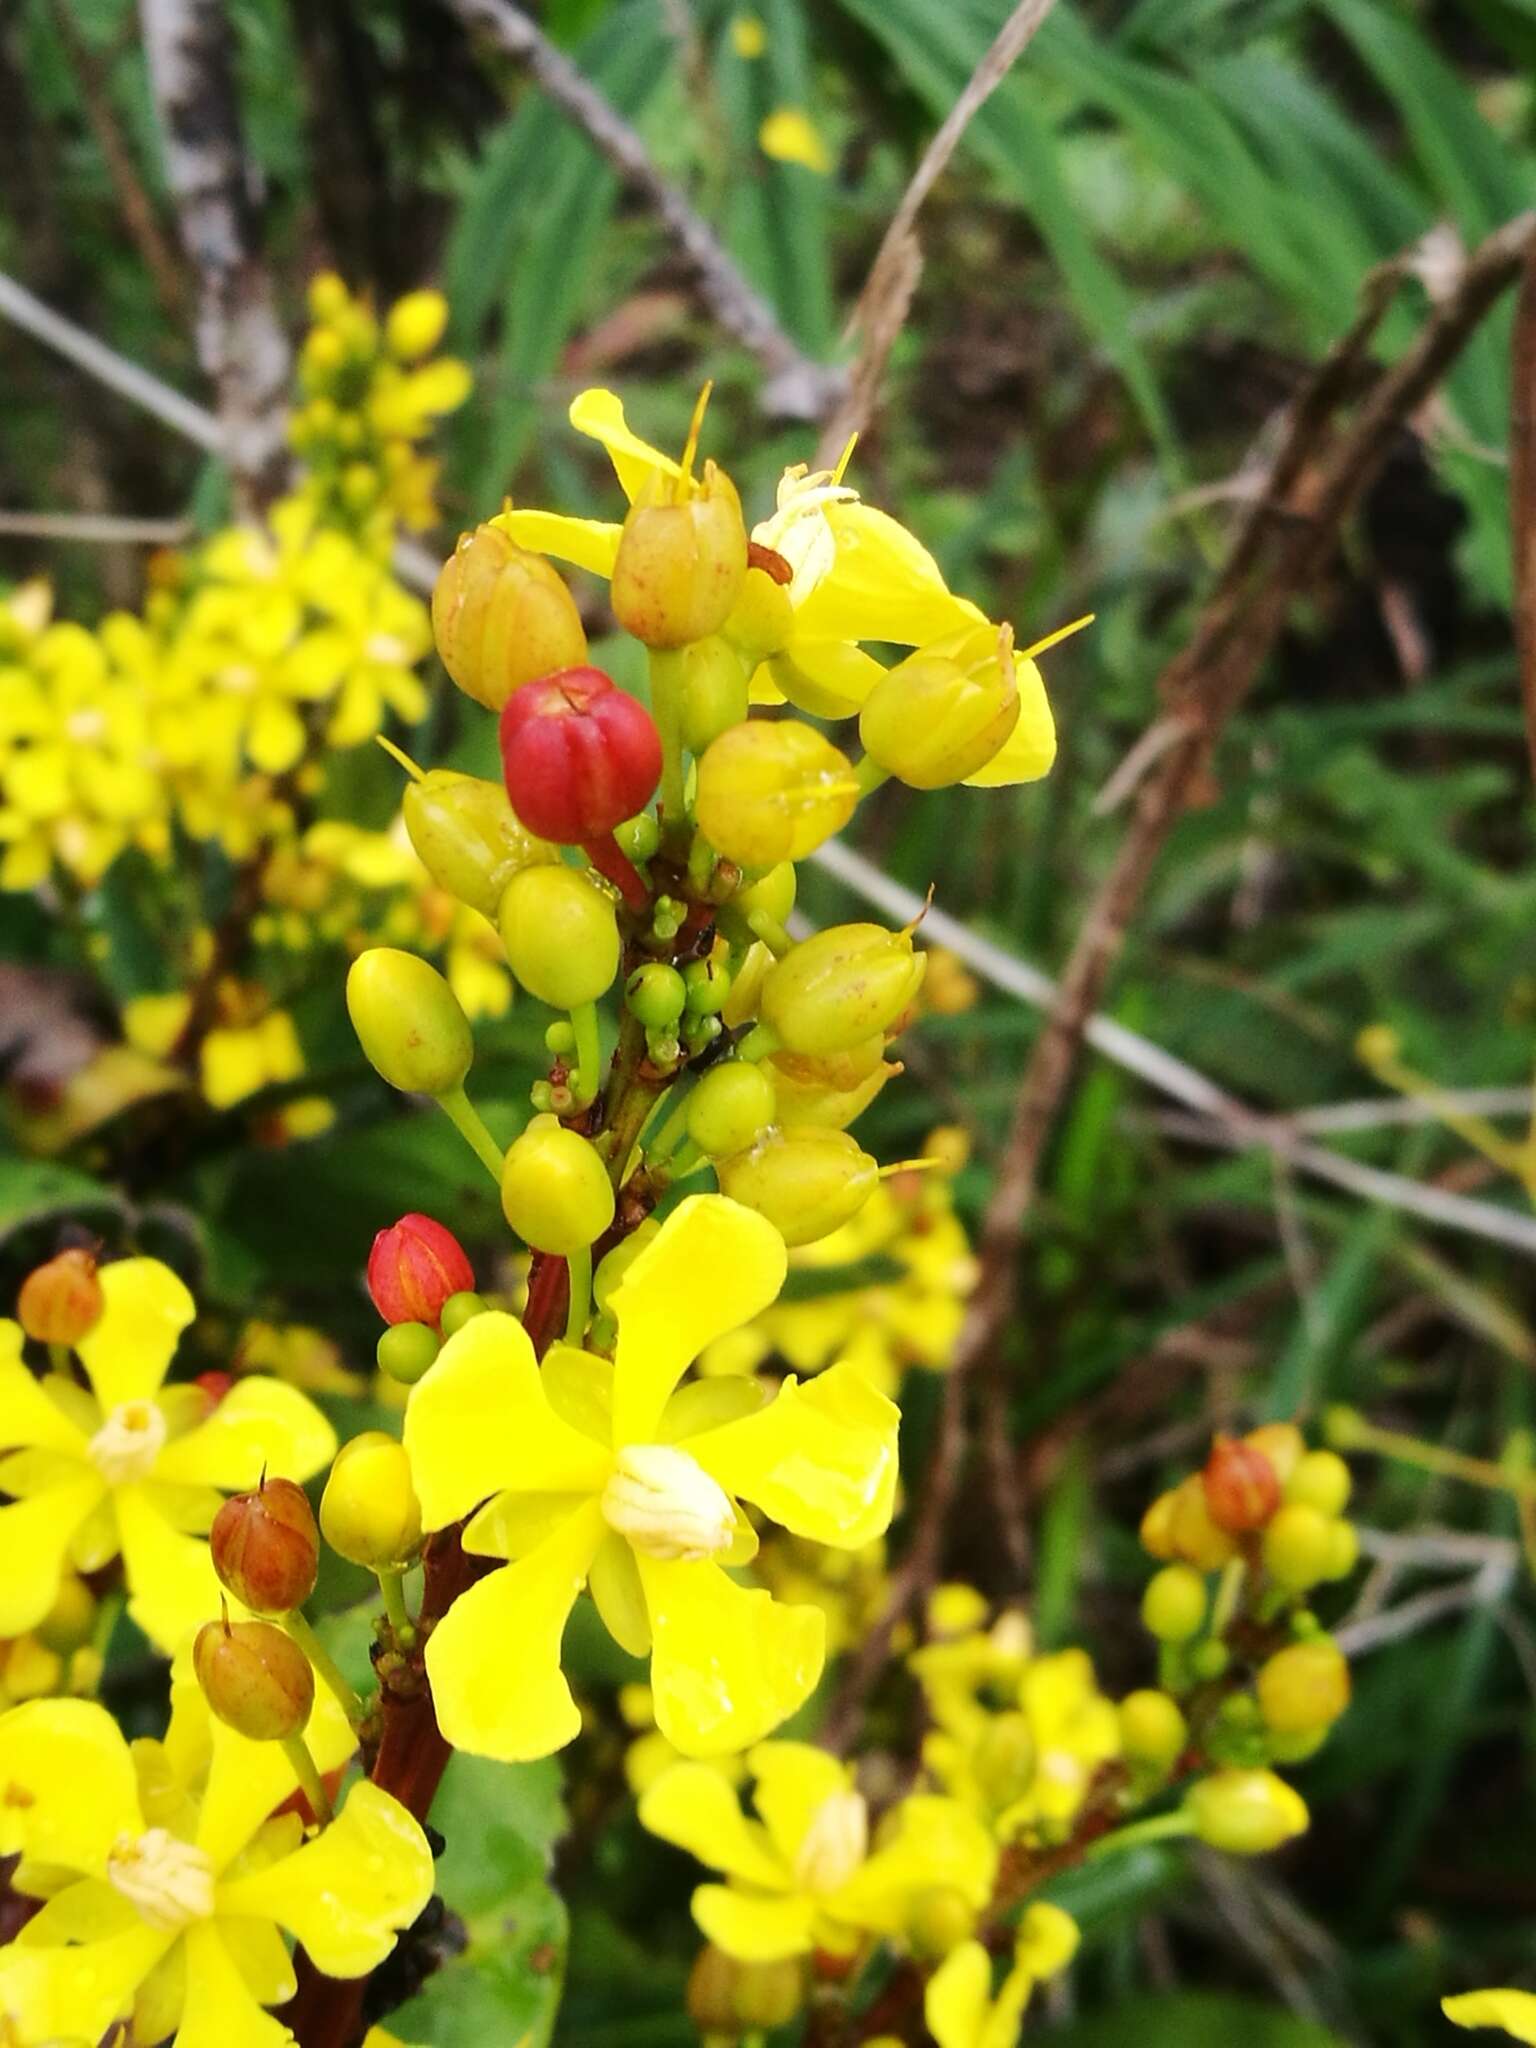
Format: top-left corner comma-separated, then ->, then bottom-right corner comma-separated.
1051,1992 -> 1352,2048
0,1157 -> 121,1238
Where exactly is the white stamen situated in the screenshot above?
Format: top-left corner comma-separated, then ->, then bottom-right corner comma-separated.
88,1399 -> 167,1484
794,1789 -> 868,1894
107,1829 -> 215,1930
601,1444 -> 736,1562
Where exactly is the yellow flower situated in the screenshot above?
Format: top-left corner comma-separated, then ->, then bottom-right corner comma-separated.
0,1260 -> 334,1653
200,1008 -> 305,1109
1445,1992 -> 1536,2041
0,1692 -> 431,2047
640,1741 -> 996,1961
926,1904 -> 1080,2048
731,13 -> 766,58
404,1194 -> 899,1761
618,1680 -> 746,1798
759,109 -> 832,174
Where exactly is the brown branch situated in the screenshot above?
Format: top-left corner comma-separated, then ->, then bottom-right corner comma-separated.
813,0 -> 1059,465
1513,231 -> 1536,785
137,0 -> 291,511
441,0 -> 843,421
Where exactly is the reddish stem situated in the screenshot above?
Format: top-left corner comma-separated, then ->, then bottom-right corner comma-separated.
582,831 -> 649,911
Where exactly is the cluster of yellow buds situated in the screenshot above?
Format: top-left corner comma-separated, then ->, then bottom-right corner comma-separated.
290,273 -> 471,550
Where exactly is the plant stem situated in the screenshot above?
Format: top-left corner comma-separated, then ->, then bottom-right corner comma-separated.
282,1609 -> 366,1731
435,1082 -> 505,1184
1084,1809 -> 1193,1860
376,1568 -> 415,1647
565,1244 -> 593,1346
645,1082 -> 694,1164
853,753 -> 891,798
48,1342 -> 72,1374
282,1731 -> 333,1827
649,648 -> 689,848
569,1000 -> 603,1107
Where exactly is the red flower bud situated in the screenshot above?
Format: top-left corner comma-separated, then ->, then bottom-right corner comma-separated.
367,1213 -> 475,1328
499,667 -> 662,844
1202,1433 -> 1281,1534
17,1249 -> 104,1346
211,1476 -> 320,1614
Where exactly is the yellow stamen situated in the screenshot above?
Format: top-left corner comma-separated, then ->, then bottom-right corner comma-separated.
678,382 -> 714,498
375,734 -> 426,782
1018,613 -> 1095,662
831,434 -> 858,487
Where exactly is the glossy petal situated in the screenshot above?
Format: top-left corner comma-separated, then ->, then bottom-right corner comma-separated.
0,1699 -> 142,1872
174,1922 -> 293,2048
0,1329 -> 88,1453
793,502 -> 984,647
832,1797 -> 996,1934
14,1877 -> 139,1946
116,1482 -> 222,1655
0,1473 -> 103,1635
588,1530 -> 652,1657
962,658 -> 1056,786
747,1742 -> 851,1866
638,1764 -> 786,1889
1445,1992 -> 1536,2042
640,1555 -> 823,1758
657,1375 -> 769,1445
687,1365 -> 899,1550
404,1312 -> 609,1531
153,1376 -> 336,1489
494,507 -> 622,580
926,1941 -> 994,2048
541,1343 -> 616,1445
465,1489 -> 595,1560
75,1257 -> 195,1407
569,386 -> 680,502
220,1914 -> 298,2004
191,1688 -> 357,1873
217,1781 -> 434,1977
768,639 -> 889,720
692,1883 -> 818,1962
611,1197 -> 788,1448
0,1920 -> 173,2044
426,1501 -> 604,1761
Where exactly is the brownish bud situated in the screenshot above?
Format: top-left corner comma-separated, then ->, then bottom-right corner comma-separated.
1202,1434 -> 1281,1535
210,1478 -> 320,1614
17,1249 -> 104,1347
193,1616 -> 314,1741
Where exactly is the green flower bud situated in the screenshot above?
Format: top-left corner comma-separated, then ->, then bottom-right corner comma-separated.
1261,1503 -> 1335,1592
1141,1563 -> 1207,1644
1256,1638 -> 1350,1736
1189,1638 -> 1230,1681
695,720 -> 857,867
194,1616 -> 314,1741
1185,1769 -> 1309,1855
626,962 -> 688,1030
404,769 -> 557,918
615,812 -> 661,864
761,923 -> 927,1056
859,623 -> 1020,788
716,1125 -> 878,1246
439,1290 -> 489,1337
1119,1689 -> 1188,1771
433,525 -> 589,710
687,1061 -> 777,1157
377,1322 -> 441,1384
1282,1450 -> 1352,1517
320,1432 -> 422,1569
348,948 -> 473,1096
682,955 -> 731,1016
501,1118 -> 615,1254
611,464 -> 748,649
679,635 -> 751,754
499,866 -> 620,1009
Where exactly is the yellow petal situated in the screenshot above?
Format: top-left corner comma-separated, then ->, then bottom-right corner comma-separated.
153,1377 -> 336,1489
493,507 -> 622,580
1445,1992 -> 1536,2042
746,1742 -> 850,1865
831,1796 -> 996,1934
589,1529 -> 652,1657
0,1920 -> 173,2044
657,1374 -> 768,1444
217,1781 -> 434,1977
404,1311 -> 609,1532
464,1489 -> 595,1560
759,107 -> 832,174
216,1912 -> 296,2005
191,1692 -> 356,1873
687,1364 -> 899,1550
0,1327 -> 89,1453
541,1342 -> 616,1444
639,1555 -> 823,1758
75,1257 -> 195,1407
246,696 -> 308,775
611,1196 -> 787,1447
568,387 -> 680,503
173,1922 -> 292,2048
793,502 -> 985,648
962,658 -> 1056,786
0,1698 -> 142,1872
116,1482 -> 222,1656
926,1941 -> 994,2048
768,639 -> 888,719
692,1882 -> 818,1962
425,1500 -> 604,1761
0,1474 -> 103,1635
638,1764 -> 786,1888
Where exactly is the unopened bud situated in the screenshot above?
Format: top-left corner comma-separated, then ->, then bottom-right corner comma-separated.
211,1477 -> 320,1614
1256,1639 -> 1350,1736
695,720 -> 857,867
761,925 -> 926,1058
716,1126 -> 878,1246
36,1572 -> 96,1655
770,1054 -> 897,1132
687,1061 -> 777,1158
1242,1423 -> 1305,1485
722,557 -> 796,666
860,623 -> 1020,788
348,949 -> 473,1096
499,667 -> 662,844
1202,1434 -> 1281,1535
1283,1450 -> 1352,1517
687,1946 -> 806,2032
1141,1563 -> 1207,1644
498,866 -> 620,1010
385,289 -> 449,362
17,1249 -> 104,1346
1185,1769 -> 1308,1855
1166,1473 -> 1238,1570
501,1119 -> 615,1255
368,1213 -> 475,1328
433,526 -> 588,710
193,1616 -> 315,1741
320,1432 -> 422,1568
679,635 -> 751,753
908,1886 -> 978,1959
611,464 -> 748,649
377,1322 -> 441,1385
1261,1503 -> 1335,1592
404,769 -> 557,918
626,962 -> 688,1030
1118,1689 -> 1187,1771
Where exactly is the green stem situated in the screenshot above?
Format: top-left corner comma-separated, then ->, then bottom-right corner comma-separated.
649,649 -> 689,847
1085,1809 -> 1194,1861
435,1083 -> 505,1185
747,909 -> 795,956
569,1001 -> 602,1108
281,1731 -> 333,1827
565,1244 -> 593,1347
282,1609 -> 366,1731
735,1022 -> 780,1063
853,754 -> 891,799
375,1568 -> 416,1648
666,1138 -> 706,1179
645,1082 -> 695,1165
1210,1556 -> 1247,1635
92,1589 -> 125,1661
48,1343 -> 72,1375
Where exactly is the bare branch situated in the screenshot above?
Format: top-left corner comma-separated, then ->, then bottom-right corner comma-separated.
0,510 -> 191,544
137,0 -> 291,509
441,0 -> 842,420
1512,232 -> 1536,783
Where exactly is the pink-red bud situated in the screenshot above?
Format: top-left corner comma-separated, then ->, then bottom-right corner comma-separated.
17,1249 -> 104,1346
210,1477 -> 320,1614
499,667 -> 662,845
1202,1434 -> 1282,1535
367,1213 -> 475,1328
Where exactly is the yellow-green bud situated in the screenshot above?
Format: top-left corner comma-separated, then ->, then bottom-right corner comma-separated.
36,1573 -> 96,1655
1141,1563 -> 1207,1643
193,1616 -> 314,1741
385,289 -> 449,361
859,623 -> 1020,788
770,1052 -> 897,1131
611,464 -> 748,649
679,635 -> 751,754
1185,1769 -> 1309,1855
498,866 -> 620,1008
716,1125 -> 878,1246
320,1432 -> 423,1569
687,1945 -> 805,2032
1322,1519 -> 1359,1581
348,948 -> 473,1096
722,559 -> 795,665
501,1118 -> 615,1254
433,525 -> 589,710
723,860 -> 797,944
1244,1423 -> 1305,1486
404,769 -> 557,918
1119,1689 -> 1188,1771
687,1060 -> 777,1157
1256,1639 -> 1350,1736
377,1322 -> 441,1384
695,720 -> 857,867
1261,1503 -> 1335,1592
1283,1450 -> 1352,1517
908,1886 -> 979,1959
761,924 -> 926,1057
307,271 -> 349,322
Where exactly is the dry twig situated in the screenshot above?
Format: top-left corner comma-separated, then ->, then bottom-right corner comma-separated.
1512,231 -> 1536,783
